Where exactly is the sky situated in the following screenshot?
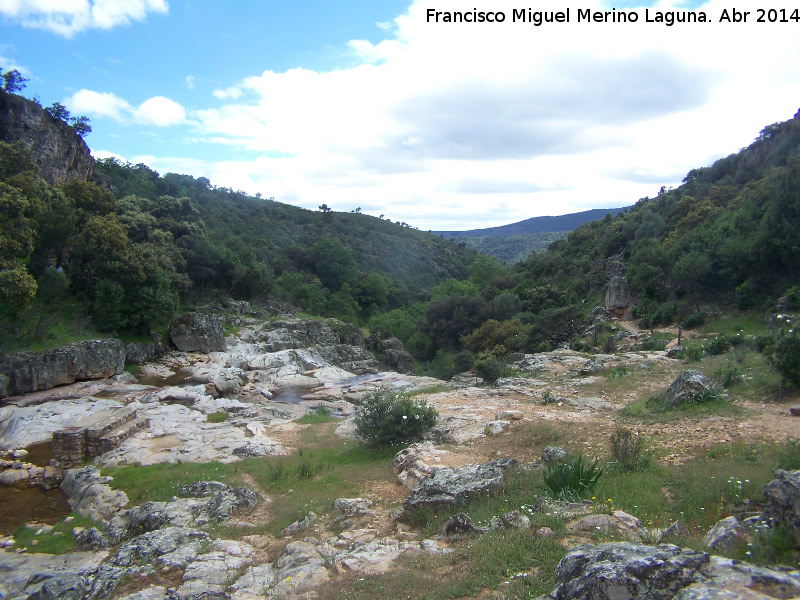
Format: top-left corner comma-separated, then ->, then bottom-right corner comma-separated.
1,0 -> 799,231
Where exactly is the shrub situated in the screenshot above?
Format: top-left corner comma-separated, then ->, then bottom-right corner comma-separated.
354,390 -> 438,448
682,311 -> 706,329
541,389 -> 556,405
771,334 -> 800,387
685,343 -> 704,362
777,439 -> 800,470
713,364 -> 743,387
542,456 -> 603,502
474,355 -> 502,382
609,427 -> 650,473
705,334 -> 733,356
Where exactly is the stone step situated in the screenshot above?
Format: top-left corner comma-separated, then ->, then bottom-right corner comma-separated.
93,417 -> 148,456
79,408 -> 135,441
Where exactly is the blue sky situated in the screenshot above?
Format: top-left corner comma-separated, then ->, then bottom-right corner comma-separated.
2,0 -> 799,230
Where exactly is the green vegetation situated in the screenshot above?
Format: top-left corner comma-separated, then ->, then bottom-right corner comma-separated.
206,410 -> 228,423
353,390 -> 438,448
12,513 -> 101,554
542,456 -> 603,502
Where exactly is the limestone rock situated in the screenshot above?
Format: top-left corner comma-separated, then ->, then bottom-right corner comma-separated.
404,458 -> 518,512
61,466 -> 129,525
664,370 -> 716,408
549,542 -> 709,600
0,91 -> 94,186
605,276 -> 634,317
542,446 -> 569,464
169,312 -> 226,353
437,513 -> 487,537
704,516 -> 746,551
0,339 -> 126,398
393,442 -> 450,490
760,469 -> 800,546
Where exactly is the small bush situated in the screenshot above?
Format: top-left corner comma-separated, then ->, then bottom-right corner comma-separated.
777,439 -> 800,470
354,390 -> 438,448
771,334 -> 800,387
608,367 -> 628,380
570,340 -> 591,352
311,404 -> 332,416
754,333 -> 778,355
609,427 -> 650,473
474,356 -> 502,382
682,311 -> 706,329
713,364 -> 744,387
603,336 -> 616,353
685,343 -> 704,362
705,333 -> 733,356
542,456 -> 603,502
541,389 -> 557,405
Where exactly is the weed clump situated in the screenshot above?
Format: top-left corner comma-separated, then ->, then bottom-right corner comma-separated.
354,390 -> 438,448
770,334 -> 800,387
542,456 -> 603,502
609,427 -> 651,473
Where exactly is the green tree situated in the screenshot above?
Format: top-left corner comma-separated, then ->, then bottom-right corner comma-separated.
310,237 -> 357,290
1,69 -> 28,93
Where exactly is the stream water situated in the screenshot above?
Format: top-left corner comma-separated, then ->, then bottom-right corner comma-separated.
1,442 -> 71,534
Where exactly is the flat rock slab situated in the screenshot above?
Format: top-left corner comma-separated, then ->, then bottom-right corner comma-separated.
404,458 -> 519,512
0,397 -> 124,451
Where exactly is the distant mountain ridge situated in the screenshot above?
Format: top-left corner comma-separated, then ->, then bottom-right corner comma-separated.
434,207 -> 628,239
433,207 -> 629,263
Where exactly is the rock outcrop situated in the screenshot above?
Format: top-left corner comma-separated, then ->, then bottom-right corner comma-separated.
403,458 -> 518,512
549,542 -> 709,600
0,339 -> 125,398
761,469 -> 800,546
169,312 -> 226,353
547,542 -> 800,600
604,276 -> 634,319
664,370 -> 716,408
0,91 -> 94,185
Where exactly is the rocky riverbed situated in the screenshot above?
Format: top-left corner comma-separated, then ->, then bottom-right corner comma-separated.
1,311 -> 799,600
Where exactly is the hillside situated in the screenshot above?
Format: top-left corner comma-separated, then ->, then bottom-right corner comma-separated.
434,207 -> 628,263
0,89 -> 478,351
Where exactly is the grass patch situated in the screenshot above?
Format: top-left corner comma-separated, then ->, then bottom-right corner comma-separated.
102,462 -> 240,504
12,513 -> 101,554
295,412 -> 337,425
206,410 -> 228,423
406,384 -> 451,397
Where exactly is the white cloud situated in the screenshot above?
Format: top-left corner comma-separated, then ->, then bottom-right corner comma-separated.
65,89 -> 185,127
82,0 -> 800,230
135,96 -> 185,126
0,0 -> 168,37
66,89 -> 133,121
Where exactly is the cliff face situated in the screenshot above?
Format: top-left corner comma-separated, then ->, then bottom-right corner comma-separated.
0,91 -> 94,185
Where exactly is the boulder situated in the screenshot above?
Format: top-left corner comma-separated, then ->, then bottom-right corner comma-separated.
393,442 -> 450,490
124,340 -> 170,365
384,348 -> 414,374
604,276 -> 634,318
704,516 -> 746,551
0,339 -> 126,398
674,555 -> 800,600
664,370 -> 716,408
61,466 -> 129,525
760,469 -> 800,546
549,542 -> 709,600
169,312 -> 226,353
403,458 -> 518,512
437,513 -> 488,537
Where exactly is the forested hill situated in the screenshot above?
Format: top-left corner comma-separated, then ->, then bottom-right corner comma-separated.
513,107 -> 800,326
0,88 -> 478,346
435,208 -> 628,239
93,159 -> 479,302
433,208 -> 628,264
